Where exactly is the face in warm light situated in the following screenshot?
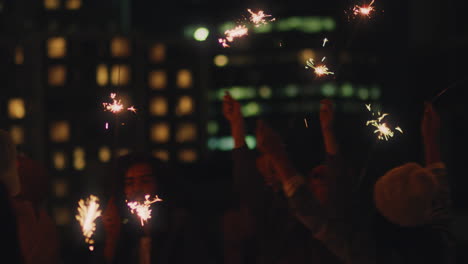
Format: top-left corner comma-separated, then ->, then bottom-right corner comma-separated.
124,163 -> 157,201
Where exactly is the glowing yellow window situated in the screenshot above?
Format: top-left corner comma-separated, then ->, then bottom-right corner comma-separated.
149,43 -> 165,63
111,37 -> 130,57
152,149 -> 169,161
178,149 -> 197,163
151,123 -> 170,143
176,69 -> 192,89
10,125 -> 24,145
15,47 -> 24,65
176,96 -> 194,116
150,97 -> 168,116
117,148 -> 130,157
48,37 -> 66,58
111,65 -> 130,85
176,123 -> 197,143
44,0 -> 60,10
50,121 -> 70,143
8,98 -> 25,119
149,70 -> 167,90
54,179 -> 68,197
48,65 -> 66,86
298,49 -> 315,64
96,64 -> 108,86
73,147 -> 85,170
66,0 -> 81,10
52,151 -> 67,170
98,146 -> 111,162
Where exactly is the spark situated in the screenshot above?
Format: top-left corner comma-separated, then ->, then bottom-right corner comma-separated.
305,58 -> 334,77
105,122 -> 109,130
352,0 -> 375,18
218,25 -> 249,48
365,104 -> 403,141
247,9 -> 275,27
127,195 -> 163,226
322,38 -> 329,47
102,93 -> 137,114
321,57 -> 326,62
304,118 -> 309,128
75,195 -> 102,251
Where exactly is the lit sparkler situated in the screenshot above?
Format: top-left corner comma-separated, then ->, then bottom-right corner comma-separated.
305,58 -> 334,77
102,93 -> 137,114
127,195 -> 163,226
352,0 -> 375,18
76,195 -> 102,251
365,104 -> 403,141
247,9 -> 275,27
218,25 -> 249,48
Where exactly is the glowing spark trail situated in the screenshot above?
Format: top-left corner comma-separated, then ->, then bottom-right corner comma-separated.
365,104 -> 403,141
127,195 -> 163,226
76,195 -> 102,251
323,38 -> 329,47
102,93 -> 137,114
305,58 -> 334,77
353,0 -> 375,18
247,9 -> 275,27
218,25 -> 249,48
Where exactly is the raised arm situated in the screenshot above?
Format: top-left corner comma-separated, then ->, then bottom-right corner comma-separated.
320,99 -> 338,156
421,102 -> 441,165
223,91 -> 246,149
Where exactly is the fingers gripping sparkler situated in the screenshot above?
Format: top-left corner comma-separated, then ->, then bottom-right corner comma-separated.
76,195 -> 102,251
127,195 -> 163,226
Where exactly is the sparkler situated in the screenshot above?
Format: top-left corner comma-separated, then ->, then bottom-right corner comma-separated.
76,195 -> 102,251
322,38 -> 329,47
102,93 -> 137,114
247,9 -> 275,27
305,58 -> 334,77
127,195 -> 163,226
218,25 -> 249,48
352,0 -> 376,18
365,104 -> 403,141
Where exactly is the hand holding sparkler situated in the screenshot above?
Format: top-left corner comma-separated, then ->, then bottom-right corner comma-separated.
421,102 -> 441,165
223,92 -> 246,148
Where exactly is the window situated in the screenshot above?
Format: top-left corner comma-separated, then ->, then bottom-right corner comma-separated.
48,65 -> 66,86
214,55 -> 229,67
54,179 -> 68,197
73,147 -> 85,170
149,70 -> 167,90
176,69 -> 192,89
149,43 -> 165,63
50,121 -> 70,143
54,207 -> 71,226
117,148 -> 130,157
98,146 -> 111,162
111,65 -> 130,85
10,125 -> 24,145
152,149 -> 169,161
15,47 -> 24,65
65,0 -> 81,10
176,123 -> 197,143
48,37 -> 66,58
178,149 -> 197,163
8,98 -> 25,119
111,37 -> 130,57
175,96 -> 194,116
150,123 -> 170,143
96,64 -> 108,86
44,0 -> 60,10
53,151 -> 67,170
149,97 -> 168,116
298,49 -> 315,64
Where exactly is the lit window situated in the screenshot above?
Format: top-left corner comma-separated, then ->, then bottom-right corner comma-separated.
8,98 -> 25,119
357,87 -> 369,100
73,147 -> 85,170
258,85 -> 272,99
152,149 -> 169,161
340,83 -> 354,97
111,65 -> 130,85
370,85 -> 381,100
178,149 -> 197,163
96,64 -> 108,86
150,97 -> 168,116
44,0 -> 60,10
299,49 -> 315,64
52,151 -> 67,170
50,121 -> 70,143
65,0 -> 81,10
54,207 -> 71,226
54,179 -> 68,197
149,43 -> 165,63
176,69 -> 192,89
214,55 -> 229,67
301,17 -> 322,33
242,102 -> 261,117
321,83 -> 337,97
176,123 -> 197,143
193,27 -> 210,41
10,125 -> 24,145
117,148 -> 130,157
285,84 -> 299,97
111,37 -> 130,57
48,37 -> 66,58
98,146 -> 111,163
15,47 -> 24,65
207,121 -> 218,135
48,65 -> 66,86
149,70 -> 167,90
151,123 -> 170,143
176,96 -> 194,116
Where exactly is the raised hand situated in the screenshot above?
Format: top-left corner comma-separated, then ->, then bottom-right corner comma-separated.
255,119 -> 285,156
223,91 -> 246,148
319,99 -> 334,132
421,102 -> 441,164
